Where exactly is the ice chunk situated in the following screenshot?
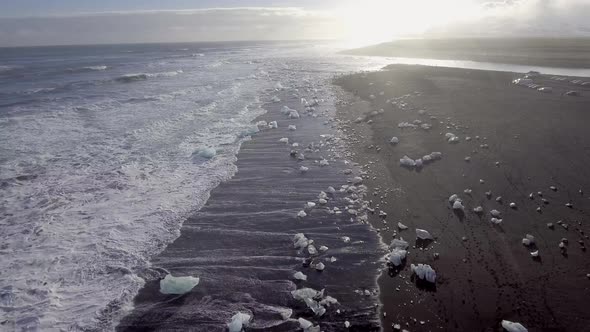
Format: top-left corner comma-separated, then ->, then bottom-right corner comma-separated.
288,110 -> 300,119
530,250 -> 539,258
522,234 -> 535,246
297,210 -> 307,218
415,158 -> 423,168
390,238 -> 409,250
272,96 -> 281,102
398,222 -> 408,230
319,159 -> 330,167
304,297 -> 326,316
293,271 -> 308,281
390,137 -> 399,145
197,147 -> 216,159
400,155 -> 416,167
298,317 -> 313,329
449,194 -> 459,203
341,236 -> 351,243
293,233 -> 309,249
389,248 -> 407,266
308,245 -> 318,255
227,312 -> 252,332
491,218 -> 503,224
510,202 -> 517,208
473,206 -> 484,213
288,125 -> 297,131
279,137 -> 289,144
315,262 -> 325,271
306,202 -> 316,208
453,200 -> 465,210
159,274 -> 200,295
256,120 -> 268,127
268,121 -> 278,129
300,166 -> 309,173
415,228 -> 434,240
501,320 -> 528,332
319,245 -> 328,252
291,288 -> 320,301
411,264 -> 436,283
490,209 -> 501,218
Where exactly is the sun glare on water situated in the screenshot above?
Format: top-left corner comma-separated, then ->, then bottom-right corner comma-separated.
336,0 -> 482,48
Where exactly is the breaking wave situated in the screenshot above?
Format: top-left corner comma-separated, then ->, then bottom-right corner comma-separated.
115,70 -> 183,83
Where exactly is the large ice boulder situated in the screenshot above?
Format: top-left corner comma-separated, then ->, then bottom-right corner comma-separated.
159,274 -> 200,295
411,264 -> 436,283
501,320 -> 528,332
227,312 -> 252,332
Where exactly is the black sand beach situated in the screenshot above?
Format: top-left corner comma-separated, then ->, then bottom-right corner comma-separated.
334,65 -> 590,331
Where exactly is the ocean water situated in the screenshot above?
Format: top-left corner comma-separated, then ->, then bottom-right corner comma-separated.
0,41 -> 390,331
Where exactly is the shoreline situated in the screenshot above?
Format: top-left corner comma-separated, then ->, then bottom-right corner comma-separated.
334,64 -> 590,331
117,83 -> 385,331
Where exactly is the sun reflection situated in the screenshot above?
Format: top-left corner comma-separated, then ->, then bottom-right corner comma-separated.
336,0 -> 482,48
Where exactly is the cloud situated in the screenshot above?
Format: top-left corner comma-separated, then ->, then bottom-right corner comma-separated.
426,0 -> 590,37
0,7 -> 344,47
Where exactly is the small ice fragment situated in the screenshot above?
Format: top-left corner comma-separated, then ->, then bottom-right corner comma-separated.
160,274 -> 200,294
306,202 -> 316,208
530,250 -> 539,257
315,262 -> 325,271
389,248 -> 407,266
197,147 -> 216,159
293,234 -> 309,250
318,198 -> 327,205
390,238 -> 409,250
390,137 -> 399,145
416,228 -> 434,240
522,234 -> 535,246
297,210 -> 307,218
293,271 -> 308,281
352,176 -> 363,184
268,121 -> 278,129
288,125 -> 297,131
510,202 -> 517,208
473,206 -> 484,213
491,218 -> 503,224
279,137 -> 289,144
410,263 -> 437,283
344,321 -> 351,328
398,222 -> 408,230
400,155 -> 416,167
298,317 -> 313,330
319,159 -> 330,167
342,236 -> 351,243
300,166 -> 309,173
453,200 -> 465,210
319,245 -> 328,252
490,209 -> 501,218
308,245 -> 318,255
501,320 -> 528,332
449,194 -> 459,203
288,110 -> 300,119
227,312 -> 252,332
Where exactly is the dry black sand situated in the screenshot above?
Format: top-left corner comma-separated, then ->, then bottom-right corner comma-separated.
334,65 -> 590,331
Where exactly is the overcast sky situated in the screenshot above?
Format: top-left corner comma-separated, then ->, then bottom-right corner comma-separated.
0,0 -> 589,47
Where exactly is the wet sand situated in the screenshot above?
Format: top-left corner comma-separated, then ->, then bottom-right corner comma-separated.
117,90 -> 384,331
345,38 -> 590,69
334,65 -> 590,331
